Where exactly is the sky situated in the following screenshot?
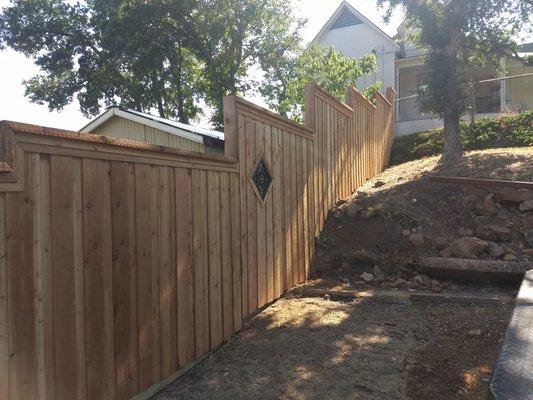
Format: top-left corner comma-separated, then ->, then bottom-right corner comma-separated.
0,0 -> 405,130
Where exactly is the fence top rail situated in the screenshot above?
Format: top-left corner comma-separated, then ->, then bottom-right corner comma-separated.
232,96 -> 314,139
375,91 -> 392,108
1,120 -> 239,166
345,86 -> 376,110
308,83 -> 356,116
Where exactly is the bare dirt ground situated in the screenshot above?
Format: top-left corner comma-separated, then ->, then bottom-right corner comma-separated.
153,294 -> 512,400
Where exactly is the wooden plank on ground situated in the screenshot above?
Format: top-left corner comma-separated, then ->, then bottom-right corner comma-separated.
82,159 -> 116,400
175,168 -> 195,367
429,176 -> 533,190
419,257 -> 532,285
6,153 -> 37,400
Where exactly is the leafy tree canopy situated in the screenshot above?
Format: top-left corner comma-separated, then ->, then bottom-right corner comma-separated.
380,0 -> 532,162
260,44 -> 379,122
0,0 -> 304,127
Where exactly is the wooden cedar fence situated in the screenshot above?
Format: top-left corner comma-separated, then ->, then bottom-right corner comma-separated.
0,84 -> 395,400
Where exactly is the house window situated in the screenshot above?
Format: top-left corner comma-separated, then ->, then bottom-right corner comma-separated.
330,8 -> 363,30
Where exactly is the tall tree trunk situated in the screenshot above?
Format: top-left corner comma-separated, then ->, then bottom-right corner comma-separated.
177,95 -> 188,124
440,34 -> 463,163
175,42 -> 189,124
157,98 -> 165,118
442,112 -> 462,163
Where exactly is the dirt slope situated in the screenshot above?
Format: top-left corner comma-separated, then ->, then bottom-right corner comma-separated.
314,147 -> 533,285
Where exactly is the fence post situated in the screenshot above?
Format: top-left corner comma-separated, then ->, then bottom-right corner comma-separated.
304,84 -> 317,132
223,96 -> 239,159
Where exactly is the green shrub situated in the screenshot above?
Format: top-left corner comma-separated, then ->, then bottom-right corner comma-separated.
390,111 -> 533,165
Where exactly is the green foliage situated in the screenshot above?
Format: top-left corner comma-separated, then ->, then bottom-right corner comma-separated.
385,0 -> 532,120
390,112 -> 533,164
0,0 -> 303,127
260,44 -> 379,122
380,0 -> 532,160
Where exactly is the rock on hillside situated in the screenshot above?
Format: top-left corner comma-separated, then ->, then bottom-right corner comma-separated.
313,148 -> 533,283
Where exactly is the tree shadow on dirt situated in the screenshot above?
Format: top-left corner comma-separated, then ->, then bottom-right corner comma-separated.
153,294 -> 512,400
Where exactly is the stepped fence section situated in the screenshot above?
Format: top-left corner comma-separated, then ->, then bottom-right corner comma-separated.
0,84 -> 395,400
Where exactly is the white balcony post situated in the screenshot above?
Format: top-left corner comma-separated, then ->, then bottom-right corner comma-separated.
499,58 -> 508,111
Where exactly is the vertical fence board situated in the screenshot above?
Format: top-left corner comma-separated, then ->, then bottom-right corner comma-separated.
51,157 -> 86,400
220,172 -> 234,341
237,115 -> 248,318
290,135 -> 299,286
6,153 -> 37,400
229,174 -> 243,331
31,154 -> 53,400
296,138 -> 305,283
176,168 -> 195,367
82,159 -> 116,400
135,164 -> 161,389
72,159 -> 86,400
0,193 -> 8,400
265,126 -> 274,303
192,169 -> 209,357
282,132 -> 293,289
207,171 -> 223,349
158,167 -> 177,376
271,128 -> 283,298
302,142 -> 310,278
110,161 -> 139,400
255,123 -> 267,307
245,119 -> 258,311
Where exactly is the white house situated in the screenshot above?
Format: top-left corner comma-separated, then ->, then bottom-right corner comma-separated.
314,1 -> 533,136
312,2 -> 400,95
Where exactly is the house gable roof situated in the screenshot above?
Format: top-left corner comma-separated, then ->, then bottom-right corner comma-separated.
312,1 -> 400,50
79,107 -> 224,143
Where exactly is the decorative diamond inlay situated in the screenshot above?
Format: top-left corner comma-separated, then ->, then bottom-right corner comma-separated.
251,156 -> 272,202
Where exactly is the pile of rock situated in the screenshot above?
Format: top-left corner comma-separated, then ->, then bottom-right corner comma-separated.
438,188 -> 533,262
